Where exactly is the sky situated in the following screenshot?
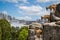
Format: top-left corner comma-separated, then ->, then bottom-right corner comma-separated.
0,0 -> 60,21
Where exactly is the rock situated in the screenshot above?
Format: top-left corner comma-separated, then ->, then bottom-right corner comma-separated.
28,22 -> 43,40
43,22 -> 56,26
29,22 -> 43,29
55,21 -> 60,25
43,23 -> 60,40
34,35 -> 43,40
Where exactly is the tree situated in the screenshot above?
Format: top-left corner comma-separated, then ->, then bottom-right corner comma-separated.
0,26 -> 2,40
0,19 -> 11,40
11,26 -> 19,40
18,26 -> 28,40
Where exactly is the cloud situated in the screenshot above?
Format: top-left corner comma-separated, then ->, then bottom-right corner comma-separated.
0,0 -> 60,5
6,0 -> 18,3
0,0 -> 28,3
19,5 -> 42,11
36,0 -> 60,3
2,11 -> 8,14
18,5 -> 50,16
0,0 -> 60,4
16,16 -> 32,21
20,0 -> 27,3
36,0 -> 49,3
52,0 -> 60,4
0,0 -> 18,3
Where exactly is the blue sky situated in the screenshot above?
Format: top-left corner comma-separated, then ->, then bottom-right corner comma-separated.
0,0 -> 60,21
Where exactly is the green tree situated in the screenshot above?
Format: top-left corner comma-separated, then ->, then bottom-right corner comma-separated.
0,26 -> 2,40
11,26 -> 19,40
0,19 -> 11,40
18,26 -> 28,40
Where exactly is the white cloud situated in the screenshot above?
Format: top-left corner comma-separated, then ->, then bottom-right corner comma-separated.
0,0 -> 28,3
18,5 -> 50,16
52,0 -> 60,4
2,11 -> 8,14
6,0 -> 18,3
19,0 -> 27,3
36,0 -> 49,3
19,5 -> 42,12
16,16 -> 32,21
36,0 -> 60,3
0,0 -> 60,3
0,0 -> 18,3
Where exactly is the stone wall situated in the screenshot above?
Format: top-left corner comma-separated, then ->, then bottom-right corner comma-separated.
43,25 -> 60,40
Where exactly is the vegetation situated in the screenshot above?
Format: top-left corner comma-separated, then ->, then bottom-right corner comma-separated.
0,19 -> 28,40
18,26 -> 28,40
0,19 -> 11,40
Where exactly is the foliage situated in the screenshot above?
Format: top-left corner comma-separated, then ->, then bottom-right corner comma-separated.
18,26 -> 28,40
11,26 -> 19,40
0,19 -> 11,40
0,26 -> 2,40
0,19 -> 28,40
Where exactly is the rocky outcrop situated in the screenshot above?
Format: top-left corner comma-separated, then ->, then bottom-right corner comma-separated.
43,3 -> 60,40
28,22 -> 43,40
43,23 -> 60,40
28,3 -> 60,40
